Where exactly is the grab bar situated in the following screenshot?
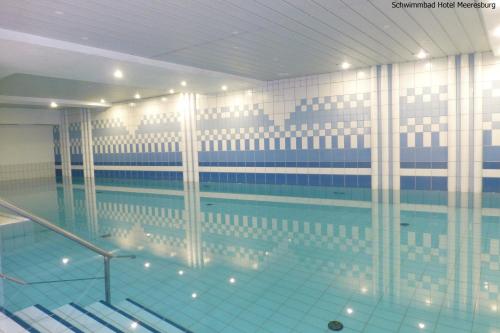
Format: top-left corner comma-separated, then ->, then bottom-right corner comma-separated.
0,197 -> 113,302
0,273 -> 27,285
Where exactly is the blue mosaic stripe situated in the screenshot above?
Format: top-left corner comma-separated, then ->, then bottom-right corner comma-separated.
199,161 -> 370,168
483,178 -> 500,192
200,172 -> 371,188
0,305 -> 41,333
400,176 -> 448,191
126,298 -> 193,333
94,170 -> 183,181
34,304 -> 84,333
98,301 -> 161,333
400,162 -> 448,169
69,303 -> 124,333
94,162 -> 182,166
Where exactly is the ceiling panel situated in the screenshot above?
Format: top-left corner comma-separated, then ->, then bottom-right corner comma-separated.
0,0 -> 492,80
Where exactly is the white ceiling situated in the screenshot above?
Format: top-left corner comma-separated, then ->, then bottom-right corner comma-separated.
0,0 -> 493,81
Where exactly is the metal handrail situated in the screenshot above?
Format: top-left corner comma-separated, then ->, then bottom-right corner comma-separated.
0,197 -> 113,302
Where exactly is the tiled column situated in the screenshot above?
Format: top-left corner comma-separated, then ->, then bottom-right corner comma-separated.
60,110 -> 72,179
180,93 -> 199,183
80,108 -> 95,179
371,66 -> 380,190
473,53 -> 483,193
379,65 -> 393,190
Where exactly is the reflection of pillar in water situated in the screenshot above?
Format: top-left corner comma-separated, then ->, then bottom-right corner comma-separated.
371,190 -> 380,296
62,178 -> 75,229
84,177 -> 99,237
184,182 -> 202,268
392,190 -> 401,300
446,192 -> 457,309
472,193 -> 482,310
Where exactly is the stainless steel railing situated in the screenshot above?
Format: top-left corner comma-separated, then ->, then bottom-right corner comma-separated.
0,197 -> 114,302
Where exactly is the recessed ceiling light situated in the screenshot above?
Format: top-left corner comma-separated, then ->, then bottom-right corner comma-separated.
346,308 -> 353,315
161,97 -> 167,102
416,49 -> 428,59
229,277 -> 236,284
100,99 -> 106,103
61,257 -> 69,264
341,62 -> 351,70
180,81 -> 187,87
114,69 -> 123,79
130,322 -> 138,329
144,262 -> 150,268
418,323 -> 425,329
178,270 -> 184,276
191,292 -> 197,299
134,93 -> 141,99
50,101 -> 58,108
169,89 -> 175,94
494,26 -> 500,37
221,85 -> 228,91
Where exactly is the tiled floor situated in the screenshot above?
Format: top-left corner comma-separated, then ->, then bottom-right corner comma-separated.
0,178 -> 499,332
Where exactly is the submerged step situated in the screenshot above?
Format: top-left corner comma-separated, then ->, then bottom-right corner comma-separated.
15,305 -> 82,333
119,298 -> 192,333
0,305 -> 39,333
85,301 -> 159,333
53,303 -> 123,333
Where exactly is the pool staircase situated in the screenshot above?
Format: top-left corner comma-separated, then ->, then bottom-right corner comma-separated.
0,298 -> 192,333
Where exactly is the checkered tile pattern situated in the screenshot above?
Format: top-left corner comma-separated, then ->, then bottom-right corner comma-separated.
483,81 -> 500,149
400,86 -> 448,149
196,93 -> 371,153
92,115 -> 182,154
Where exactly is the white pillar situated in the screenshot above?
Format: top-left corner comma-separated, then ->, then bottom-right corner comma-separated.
80,108 -> 95,179
180,93 -> 199,183
60,110 -> 72,179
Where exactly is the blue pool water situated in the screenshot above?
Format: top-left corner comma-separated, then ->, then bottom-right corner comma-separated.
0,178 -> 500,332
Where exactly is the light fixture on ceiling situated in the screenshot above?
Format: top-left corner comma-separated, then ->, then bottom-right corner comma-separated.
134,93 -> 141,99
180,81 -> 187,87
113,69 -> 123,79
130,322 -> 138,329
346,308 -> 353,315
418,323 -> 425,329
129,102 -> 136,107
169,89 -> 175,94
341,62 -> 351,70
494,26 -> 500,37
178,270 -> 184,276
221,85 -> 228,91
229,277 -> 236,284
100,99 -> 106,103
161,97 -> 167,102
61,257 -> 69,264
50,101 -> 58,108
416,49 -> 428,59
191,292 -> 197,299
144,262 -> 151,268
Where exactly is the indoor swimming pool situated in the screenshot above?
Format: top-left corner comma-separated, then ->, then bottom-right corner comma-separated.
0,178 -> 499,333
